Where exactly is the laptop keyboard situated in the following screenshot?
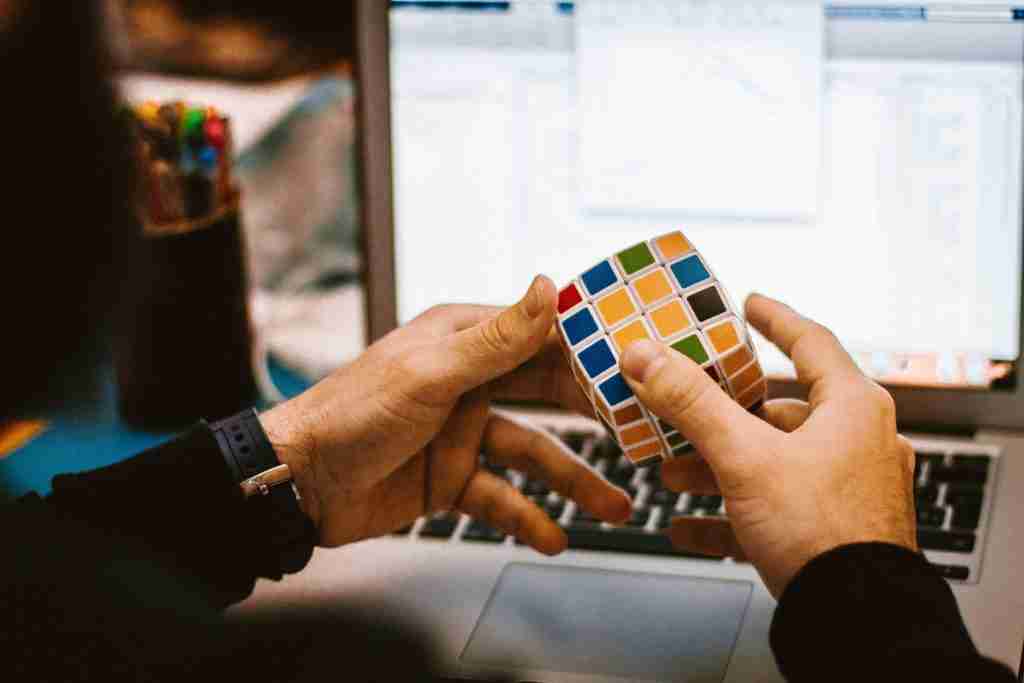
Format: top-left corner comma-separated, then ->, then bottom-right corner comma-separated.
400,429 -> 1000,583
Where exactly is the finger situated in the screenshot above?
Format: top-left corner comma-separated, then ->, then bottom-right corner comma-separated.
432,275 -> 558,397
744,294 -> 862,400
425,387 -> 491,513
412,303 -> 503,337
620,339 -> 776,465
488,331 -> 596,417
759,399 -> 811,433
667,516 -> 747,560
483,412 -> 632,523
660,455 -> 720,494
457,469 -> 567,555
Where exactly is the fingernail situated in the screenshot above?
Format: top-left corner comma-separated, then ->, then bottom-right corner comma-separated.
524,275 -> 547,319
621,340 -> 666,383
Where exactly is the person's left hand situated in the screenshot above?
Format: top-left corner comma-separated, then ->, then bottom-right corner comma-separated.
259,276 -> 632,553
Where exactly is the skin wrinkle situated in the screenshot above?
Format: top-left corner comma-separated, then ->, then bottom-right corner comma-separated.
257,277 -> 628,552
628,294 -> 920,594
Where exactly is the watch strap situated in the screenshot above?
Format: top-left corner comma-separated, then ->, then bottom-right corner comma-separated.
208,409 -> 316,574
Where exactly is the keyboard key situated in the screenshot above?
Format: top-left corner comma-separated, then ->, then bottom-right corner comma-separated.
914,484 -> 940,505
945,483 -> 984,508
463,519 -> 505,543
931,564 -> 970,581
420,515 -> 459,539
523,479 -> 550,497
564,432 -> 588,454
545,499 -> 567,520
626,509 -> 649,528
572,507 -> 604,525
918,529 -> 975,553
692,495 -> 723,514
952,504 -> 982,530
606,460 -> 634,487
648,488 -> 679,507
644,466 -> 663,487
931,462 -> 987,485
916,505 -> 946,528
657,508 -> 673,530
952,454 -> 991,471
595,438 -> 623,461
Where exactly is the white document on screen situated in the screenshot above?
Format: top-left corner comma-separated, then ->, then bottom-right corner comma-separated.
576,0 -> 824,221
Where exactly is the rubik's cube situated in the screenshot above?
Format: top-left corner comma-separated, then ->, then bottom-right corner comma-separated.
556,231 -> 766,467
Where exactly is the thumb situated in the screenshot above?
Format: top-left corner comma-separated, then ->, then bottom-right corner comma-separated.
436,275 -> 557,396
620,339 -> 775,467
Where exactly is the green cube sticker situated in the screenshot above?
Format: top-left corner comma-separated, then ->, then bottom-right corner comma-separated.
658,419 -> 676,435
671,334 -> 710,364
617,243 -> 656,275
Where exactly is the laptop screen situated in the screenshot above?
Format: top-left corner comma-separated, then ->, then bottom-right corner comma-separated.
388,1 -> 1024,390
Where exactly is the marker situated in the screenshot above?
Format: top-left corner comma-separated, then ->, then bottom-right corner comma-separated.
204,116 -> 226,149
138,101 -> 159,122
180,106 -> 203,142
197,145 -> 218,171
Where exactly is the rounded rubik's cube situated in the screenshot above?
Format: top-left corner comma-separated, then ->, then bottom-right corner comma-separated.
556,231 -> 766,467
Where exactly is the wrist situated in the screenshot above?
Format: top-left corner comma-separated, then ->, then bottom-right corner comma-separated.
259,403 -> 322,532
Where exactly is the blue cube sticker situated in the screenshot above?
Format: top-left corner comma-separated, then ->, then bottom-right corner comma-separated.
670,255 -> 711,290
578,338 -> 617,379
562,308 -> 599,346
598,373 -> 634,406
581,261 -> 618,297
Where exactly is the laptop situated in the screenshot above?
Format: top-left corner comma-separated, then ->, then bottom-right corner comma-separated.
240,2 -> 1024,680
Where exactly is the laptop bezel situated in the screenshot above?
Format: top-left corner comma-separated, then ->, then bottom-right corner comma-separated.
354,0 -> 1024,433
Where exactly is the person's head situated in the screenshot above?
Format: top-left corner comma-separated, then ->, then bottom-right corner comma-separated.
0,1 -> 135,417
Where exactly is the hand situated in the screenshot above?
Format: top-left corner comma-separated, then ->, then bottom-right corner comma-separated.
619,294 -> 917,598
259,276 -> 631,553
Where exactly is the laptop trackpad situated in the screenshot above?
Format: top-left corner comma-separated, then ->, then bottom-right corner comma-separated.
461,563 -> 753,682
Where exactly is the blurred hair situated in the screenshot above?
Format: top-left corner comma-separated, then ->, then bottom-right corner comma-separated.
0,1 -> 135,417
167,0 -> 355,56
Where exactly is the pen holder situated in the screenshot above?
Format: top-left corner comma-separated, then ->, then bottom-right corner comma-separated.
114,199 -> 260,429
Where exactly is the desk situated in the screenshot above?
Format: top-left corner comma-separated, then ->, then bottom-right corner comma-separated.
0,357 -> 311,499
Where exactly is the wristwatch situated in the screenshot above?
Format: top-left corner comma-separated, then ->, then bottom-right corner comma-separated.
208,408 -> 316,574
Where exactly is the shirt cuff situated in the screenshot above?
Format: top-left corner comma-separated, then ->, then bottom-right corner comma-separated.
770,542 -> 978,680
46,423 -> 315,607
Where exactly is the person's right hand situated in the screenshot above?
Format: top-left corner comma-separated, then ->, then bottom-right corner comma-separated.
619,294 -> 917,598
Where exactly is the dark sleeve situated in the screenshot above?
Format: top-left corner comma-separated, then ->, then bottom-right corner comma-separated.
44,423 -> 315,608
771,543 -> 1017,682
3,428 -> 447,683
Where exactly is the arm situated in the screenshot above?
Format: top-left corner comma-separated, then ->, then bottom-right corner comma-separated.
44,423 -> 312,608
6,276 -> 627,682
772,543 -> 1015,681
618,294 -> 1016,681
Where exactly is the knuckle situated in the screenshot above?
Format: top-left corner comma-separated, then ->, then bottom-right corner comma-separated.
394,351 -> 442,397
392,351 -> 421,382
420,303 -> 453,322
868,383 -> 897,420
479,314 -> 516,355
813,322 -> 839,343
